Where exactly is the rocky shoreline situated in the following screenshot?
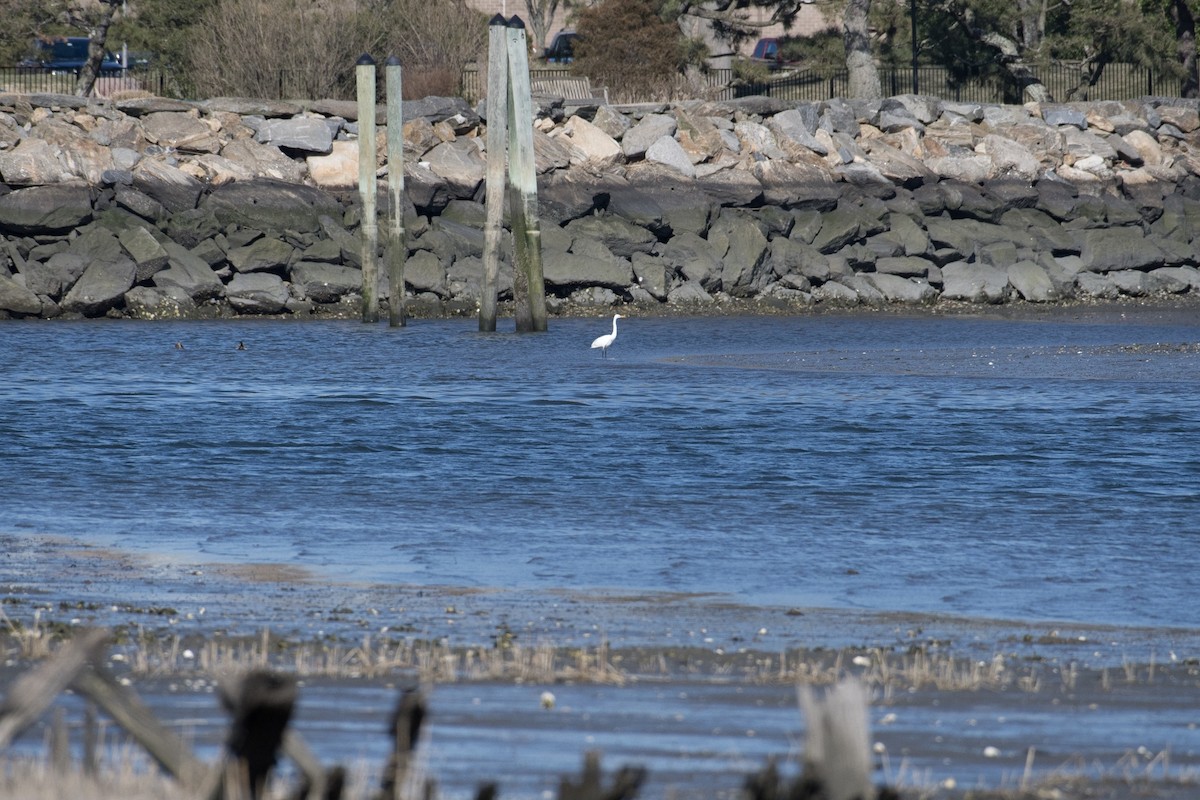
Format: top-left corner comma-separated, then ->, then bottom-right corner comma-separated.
0,89 -> 1198,320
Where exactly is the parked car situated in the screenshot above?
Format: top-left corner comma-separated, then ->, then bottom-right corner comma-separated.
750,37 -> 797,70
19,37 -> 123,75
543,30 -> 577,63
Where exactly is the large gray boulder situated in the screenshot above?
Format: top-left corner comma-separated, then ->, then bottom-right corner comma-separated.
204,179 -> 342,233
863,273 -> 937,304
21,253 -> 87,298
544,250 -> 633,290
0,183 -> 92,233
61,258 -> 136,316
940,261 -> 1010,303
1007,260 -> 1059,301
290,262 -> 361,303
225,272 -> 290,313
0,273 -> 43,316
117,225 -> 170,282
227,236 -> 295,273
1078,228 -> 1165,272
154,240 -> 225,302
564,215 -> 656,258
132,158 -> 203,213
253,117 -> 333,154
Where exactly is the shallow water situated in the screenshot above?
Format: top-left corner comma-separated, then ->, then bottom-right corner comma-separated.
2,308 -> 1200,629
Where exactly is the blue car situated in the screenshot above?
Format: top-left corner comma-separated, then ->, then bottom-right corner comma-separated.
21,37 -> 123,75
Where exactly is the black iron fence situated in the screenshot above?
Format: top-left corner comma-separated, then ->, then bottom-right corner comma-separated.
714,62 -> 1184,104
0,67 -> 167,98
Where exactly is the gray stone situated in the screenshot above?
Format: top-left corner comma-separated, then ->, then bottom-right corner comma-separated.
405,250 -> 447,296
204,179 -> 342,234
564,215 -> 656,258
544,250 -> 633,289
123,285 -> 197,319
1078,228 -> 1165,272
290,262 -> 361,303
749,160 -> 840,210
695,169 -> 763,207
941,261 -> 1010,303
22,253 -> 87,298
863,272 -> 937,304
227,236 -> 295,273
254,117 -> 334,154
118,225 -> 170,282
154,240 -> 225,302
718,217 -> 769,296
424,139 -> 486,198
631,253 -> 670,300
133,158 -> 202,213
1007,260 -> 1058,301
622,114 -> 677,159
767,109 -> 828,157
61,257 -> 136,316
874,256 -> 934,277
811,209 -> 862,253
201,97 -> 303,117
645,135 -> 696,178
1040,104 -> 1088,129
659,231 -> 722,289
0,272 -> 42,315
666,280 -> 714,305
0,138 -> 73,184
0,183 -> 92,234
226,272 -> 290,313
141,111 -> 220,153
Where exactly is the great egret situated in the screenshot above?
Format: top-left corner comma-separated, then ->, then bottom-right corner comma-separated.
590,313 -> 624,358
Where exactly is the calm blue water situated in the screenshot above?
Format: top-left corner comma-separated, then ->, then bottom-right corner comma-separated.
2,310 -> 1199,629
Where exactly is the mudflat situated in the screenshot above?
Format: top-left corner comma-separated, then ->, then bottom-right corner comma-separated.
3,532 -> 1199,799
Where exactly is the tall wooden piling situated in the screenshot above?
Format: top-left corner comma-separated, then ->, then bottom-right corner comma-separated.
356,53 -> 379,324
480,14 -> 510,333
385,55 -> 407,328
504,16 -> 547,332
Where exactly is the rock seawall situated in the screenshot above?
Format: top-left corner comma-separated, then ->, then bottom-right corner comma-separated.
1,90 -> 1199,320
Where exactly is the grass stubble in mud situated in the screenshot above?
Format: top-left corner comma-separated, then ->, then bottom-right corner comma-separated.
1,605 -> 1199,800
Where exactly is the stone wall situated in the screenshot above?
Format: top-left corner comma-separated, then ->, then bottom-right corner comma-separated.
1,89 -> 1198,320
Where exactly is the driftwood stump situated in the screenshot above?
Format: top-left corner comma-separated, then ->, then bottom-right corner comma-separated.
558,751 -> 646,800
216,669 -> 298,800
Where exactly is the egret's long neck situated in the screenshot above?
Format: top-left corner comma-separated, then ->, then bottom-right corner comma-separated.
611,317 -> 619,336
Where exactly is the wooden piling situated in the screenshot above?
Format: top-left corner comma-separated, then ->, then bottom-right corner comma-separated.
504,16 -> 547,333
480,14 -> 510,333
217,670 -> 298,800
379,687 -> 427,800
356,54 -> 379,324
385,55 -> 407,328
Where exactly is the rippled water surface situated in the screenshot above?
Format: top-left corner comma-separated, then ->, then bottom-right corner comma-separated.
3,309 -> 1199,628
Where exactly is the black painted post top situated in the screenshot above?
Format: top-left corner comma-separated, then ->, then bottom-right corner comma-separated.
385,55 -> 401,67
507,15 -> 525,29
356,53 -> 375,66
489,13 -> 507,26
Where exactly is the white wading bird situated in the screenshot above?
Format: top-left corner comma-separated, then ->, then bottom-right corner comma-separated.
590,313 -> 624,358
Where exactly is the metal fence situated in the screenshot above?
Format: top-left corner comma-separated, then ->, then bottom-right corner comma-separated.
0,68 -> 167,98
711,62 -> 1183,104
464,62 -> 1183,106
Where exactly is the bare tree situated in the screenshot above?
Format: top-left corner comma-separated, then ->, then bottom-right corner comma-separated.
75,0 -> 118,97
525,0 -> 569,56
843,0 -> 882,98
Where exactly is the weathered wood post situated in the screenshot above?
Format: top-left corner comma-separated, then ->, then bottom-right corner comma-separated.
504,16 -> 548,332
385,55 -> 407,328
480,14 -> 510,333
356,53 -> 379,324
379,687 -> 427,800
217,670 -> 298,800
